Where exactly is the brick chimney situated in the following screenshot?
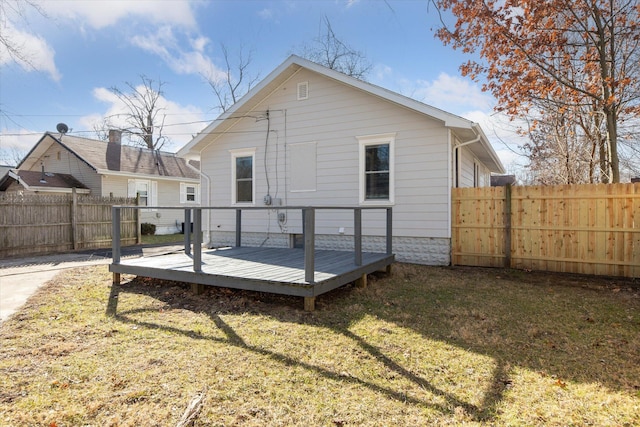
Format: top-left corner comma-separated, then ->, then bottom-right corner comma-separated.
108,129 -> 122,144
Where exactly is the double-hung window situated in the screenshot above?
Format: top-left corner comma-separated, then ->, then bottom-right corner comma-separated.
358,133 -> 395,204
128,179 -> 157,211
231,148 -> 255,204
180,183 -> 200,203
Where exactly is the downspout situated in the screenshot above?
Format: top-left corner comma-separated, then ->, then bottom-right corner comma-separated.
199,165 -> 212,247
452,129 -> 482,188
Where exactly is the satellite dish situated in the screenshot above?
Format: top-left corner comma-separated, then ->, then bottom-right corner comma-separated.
56,123 -> 69,134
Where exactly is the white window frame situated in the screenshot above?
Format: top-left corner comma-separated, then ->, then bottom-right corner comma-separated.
230,148 -> 256,205
358,133 -> 395,205
180,182 -> 200,204
128,179 -> 157,212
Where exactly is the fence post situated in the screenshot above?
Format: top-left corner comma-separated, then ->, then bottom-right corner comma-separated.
71,188 -> 78,250
184,208 -> 191,255
504,184 -> 512,268
235,209 -> 242,247
193,208 -> 202,273
135,194 -> 142,244
112,206 -> 121,264
386,207 -> 393,255
354,208 -> 362,266
303,208 -> 315,283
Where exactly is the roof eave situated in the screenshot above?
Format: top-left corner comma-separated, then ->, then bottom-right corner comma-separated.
95,169 -> 200,181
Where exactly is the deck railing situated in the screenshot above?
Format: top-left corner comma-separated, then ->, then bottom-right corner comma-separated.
112,206 -> 392,283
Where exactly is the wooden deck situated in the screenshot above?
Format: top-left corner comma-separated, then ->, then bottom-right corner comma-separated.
110,246 -> 394,310
109,205 -> 395,311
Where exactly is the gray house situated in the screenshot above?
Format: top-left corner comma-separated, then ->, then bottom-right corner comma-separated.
178,55 -> 505,264
1,131 -> 201,234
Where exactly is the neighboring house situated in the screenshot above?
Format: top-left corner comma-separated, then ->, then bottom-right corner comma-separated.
0,169 -> 90,194
178,55 -> 505,264
0,165 -> 13,179
1,131 -> 201,235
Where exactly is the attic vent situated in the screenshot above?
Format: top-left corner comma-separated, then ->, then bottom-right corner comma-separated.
297,81 -> 309,100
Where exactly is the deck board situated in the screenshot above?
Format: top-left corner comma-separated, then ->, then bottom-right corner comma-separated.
110,246 -> 394,300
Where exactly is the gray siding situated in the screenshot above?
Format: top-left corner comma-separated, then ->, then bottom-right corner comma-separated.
201,69 -> 456,263
33,142 -> 102,195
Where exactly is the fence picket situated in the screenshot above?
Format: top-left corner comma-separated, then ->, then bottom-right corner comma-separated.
0,193 -> 137,257
452,183 -> 640,278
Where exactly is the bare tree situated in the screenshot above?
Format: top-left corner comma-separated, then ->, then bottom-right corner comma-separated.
106,75 -> 168,150
0,0 -> 46,70
433,0 -> 640,183
205,44 -> 260,113
0,146 -> 26,167
297,16 -> 372,80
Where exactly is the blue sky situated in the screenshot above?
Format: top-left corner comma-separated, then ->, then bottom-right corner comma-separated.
0,0 -> 524,170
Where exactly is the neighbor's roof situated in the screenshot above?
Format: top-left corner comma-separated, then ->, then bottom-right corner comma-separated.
19,133 -> 201,181
178,55 -> 505,174
0,170 -> 90,193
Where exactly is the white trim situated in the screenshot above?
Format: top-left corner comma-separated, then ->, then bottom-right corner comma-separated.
95,169 -> 199,182
127,178 -> 157,212
230,148 -> 256,205
180,182 -> 200,204
357,133 -> 395,206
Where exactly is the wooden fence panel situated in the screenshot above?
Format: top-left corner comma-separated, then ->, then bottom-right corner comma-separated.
0,193 -> 138,258
452,183 -> 640,278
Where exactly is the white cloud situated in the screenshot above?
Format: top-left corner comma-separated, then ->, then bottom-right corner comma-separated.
414,72 -> 493,113
81,86 -> 209,151
0,21 -> 61,81
0,129 -> 42,164
130,26 -> 225,81
258,8 -> 274,20
41,0 -> 198,30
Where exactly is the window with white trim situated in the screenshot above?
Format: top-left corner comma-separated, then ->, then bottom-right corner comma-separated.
231,148 -> 255,204
180,183 -> 200,203
358,133 -> 395,204
128,179 -> 157,211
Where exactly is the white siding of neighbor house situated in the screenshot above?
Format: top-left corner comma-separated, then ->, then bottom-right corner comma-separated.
31,140 -> 102,195
201,68 -> 454,264
102,175 -> 200,235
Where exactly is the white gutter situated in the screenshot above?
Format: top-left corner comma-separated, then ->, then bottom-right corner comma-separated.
95,169 -> 199,182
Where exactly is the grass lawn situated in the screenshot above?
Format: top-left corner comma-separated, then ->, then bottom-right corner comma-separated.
140,233 -> 188,245
0,263 -> 638,426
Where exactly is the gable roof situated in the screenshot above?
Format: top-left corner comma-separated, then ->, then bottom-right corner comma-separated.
0,169 -> 91,193
20,133 -> 200,180
178,55 -> 505,173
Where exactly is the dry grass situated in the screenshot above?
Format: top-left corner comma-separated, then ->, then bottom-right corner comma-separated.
1,263 -> 639,426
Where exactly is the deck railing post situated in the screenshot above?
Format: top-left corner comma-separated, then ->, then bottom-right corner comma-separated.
354,208 -> 362,266
386,207 -> 393,255
303,208 -> 315,283
193,208 -> 202,272
112,206 -> 121,264
235,209 -> 242,247
184,208 -> 191,255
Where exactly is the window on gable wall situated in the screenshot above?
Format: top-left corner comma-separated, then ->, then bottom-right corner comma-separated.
358,133 -> 395,204
230,148 -> 255,204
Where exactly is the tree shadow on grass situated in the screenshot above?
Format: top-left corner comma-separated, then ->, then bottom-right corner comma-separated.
105,264 -> 640,422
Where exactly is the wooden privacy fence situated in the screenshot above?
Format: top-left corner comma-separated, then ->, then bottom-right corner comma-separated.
452,183 -> 640,278
0,191 -> 140,258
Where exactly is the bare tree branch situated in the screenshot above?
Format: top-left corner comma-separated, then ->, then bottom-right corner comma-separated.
103,75 -> 169,150
296,16 -> 372,80
205,44 -> 260,113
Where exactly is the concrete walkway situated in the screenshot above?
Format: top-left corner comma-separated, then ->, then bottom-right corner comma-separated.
0,244 -> 184,322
